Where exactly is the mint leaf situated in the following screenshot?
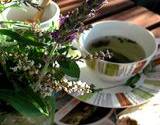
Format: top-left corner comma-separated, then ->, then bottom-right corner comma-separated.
58,60 -> 80,79
0,89 -> 46,117
125,74 -> 141,88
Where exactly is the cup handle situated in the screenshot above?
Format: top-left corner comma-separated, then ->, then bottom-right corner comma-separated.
72,34 -> 89,57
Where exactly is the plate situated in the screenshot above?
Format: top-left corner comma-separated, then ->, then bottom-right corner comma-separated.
66,39 -> 160,108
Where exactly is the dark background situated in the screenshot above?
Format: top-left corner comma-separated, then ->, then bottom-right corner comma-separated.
132,0 -> 160,14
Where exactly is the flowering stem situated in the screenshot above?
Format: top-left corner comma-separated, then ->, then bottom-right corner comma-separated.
49,106 -> 55,125
37,43 -> 58,86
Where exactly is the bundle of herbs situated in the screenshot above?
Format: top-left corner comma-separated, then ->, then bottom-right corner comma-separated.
0,0 -> 107,124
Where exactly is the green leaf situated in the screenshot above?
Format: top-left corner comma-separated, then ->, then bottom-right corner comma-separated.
0,42 -> 17,47
45,95 -> 56,124
53,68 -> 65,81
58,60 -> 80,79
0,112 -> 8,124
22,87 -> 49,116
22,31 -> 36,41
0,89 -> 44,117
47,95 -> 56,115
10,85 -> 49,116
0,4 -> 5,12
125,74 -> 141,88
0,29 -> 44,47
57,47 -> 68,54
78,92 -> 95,101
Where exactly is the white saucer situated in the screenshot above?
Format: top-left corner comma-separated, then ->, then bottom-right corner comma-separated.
66,38 -> 160,108
66,59 -> 160,108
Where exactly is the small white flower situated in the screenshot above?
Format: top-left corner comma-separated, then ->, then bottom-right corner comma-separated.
29,71 -> 34,75
35,69 -> 39,74
38,63 -> 42,68
47,74 -> 52,77
44,51 -> 48,55
9,53 -> 13,56
68,82 -> 73,87
23,66 -> 30,71
30,60 -> 35,66
10,67 -> 18,72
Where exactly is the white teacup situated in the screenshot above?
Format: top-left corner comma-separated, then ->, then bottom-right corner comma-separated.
79,21 -> 158,83
1,1 -> 60,30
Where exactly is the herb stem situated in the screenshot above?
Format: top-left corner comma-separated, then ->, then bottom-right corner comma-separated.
37,43 -> 58,85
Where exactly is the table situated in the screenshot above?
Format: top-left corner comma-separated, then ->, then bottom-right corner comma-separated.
55,0 -> 160,124
57,0 -> 160,37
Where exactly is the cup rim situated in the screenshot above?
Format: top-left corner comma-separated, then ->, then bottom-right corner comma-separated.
79,20 -> 158,65
40,1 -> 60,26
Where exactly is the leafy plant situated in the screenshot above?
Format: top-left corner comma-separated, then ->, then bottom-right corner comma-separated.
0,0 -> 107,124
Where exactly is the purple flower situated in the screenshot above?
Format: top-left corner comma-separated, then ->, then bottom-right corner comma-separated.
59,15 -> 69,26
65,31 -> 78,41
51,30 -> 60,40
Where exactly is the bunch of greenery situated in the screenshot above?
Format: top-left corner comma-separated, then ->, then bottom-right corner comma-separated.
0,0 -> 107,124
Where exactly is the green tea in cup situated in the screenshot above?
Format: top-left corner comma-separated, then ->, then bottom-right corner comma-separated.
87,36 -> 146,63
78,21 -> 157,83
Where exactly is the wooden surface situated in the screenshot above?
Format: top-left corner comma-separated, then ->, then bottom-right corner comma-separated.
151,26 -> 160,38
85,0 -> 135,24
58,0 -> 160,37
102,6 -> 160,28
58,0 -> 83,14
